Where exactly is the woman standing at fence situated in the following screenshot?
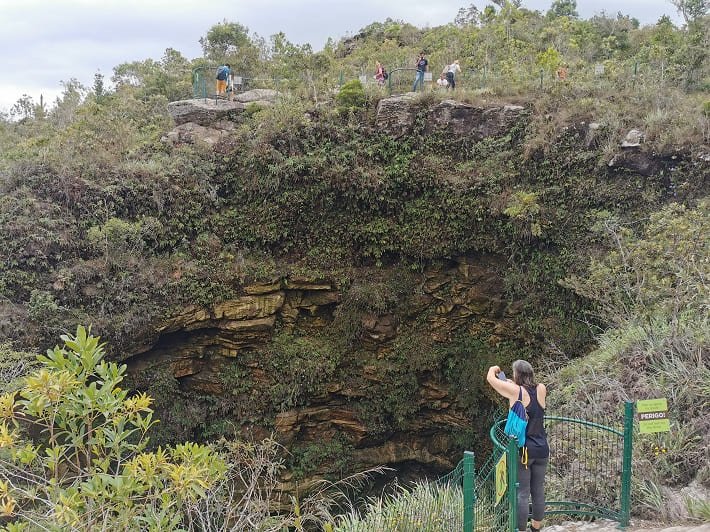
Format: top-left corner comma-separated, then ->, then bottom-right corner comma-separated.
487,360 -> 549,532
374,61 -> 386,86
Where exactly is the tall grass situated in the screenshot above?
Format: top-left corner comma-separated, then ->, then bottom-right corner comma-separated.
335,481 -> 463,532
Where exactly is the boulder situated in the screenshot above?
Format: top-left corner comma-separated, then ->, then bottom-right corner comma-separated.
375,93 -> 418,136
375,94 -> 527,138
167,90 -> 281,126
621,128 -> 645,147
161,121 -> 233,146
167,98 -> 246,126
607,151 -> 661,176
426,101 -> 526,138
232,89 -> 280,104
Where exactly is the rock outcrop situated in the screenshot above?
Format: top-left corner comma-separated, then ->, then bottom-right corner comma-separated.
374,93 -> 419,135
163,90 -> 282,146
375,94 -> 527,137
167,90 -> 281,126
167,99 -> 247,126
126,254 -> 518,478
162,120 -> 236,146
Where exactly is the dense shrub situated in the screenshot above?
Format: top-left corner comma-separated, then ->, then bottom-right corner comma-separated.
336,80 -> 366,112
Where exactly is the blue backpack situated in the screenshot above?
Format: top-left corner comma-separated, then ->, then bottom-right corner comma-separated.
216,66 -> 229,81
504,387 -> 528,448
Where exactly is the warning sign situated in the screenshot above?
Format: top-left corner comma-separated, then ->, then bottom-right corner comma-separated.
637,398 -> 670,434
495,452 -> 507,505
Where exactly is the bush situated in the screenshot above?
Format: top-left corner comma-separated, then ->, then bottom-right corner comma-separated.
549,201 -> 710,517
0,326 -> 225,530
336,80 -> 366,112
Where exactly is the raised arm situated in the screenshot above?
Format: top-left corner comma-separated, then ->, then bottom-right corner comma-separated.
486,365 -> 520,401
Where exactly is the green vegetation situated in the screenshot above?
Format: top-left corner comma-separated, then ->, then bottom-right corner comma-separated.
551,201 -> 709,519
0,326 -> 225,530
336,80 -> 367,112
0,328 -> 391,531
335,481 -> 464,531
0,1 -> 708,525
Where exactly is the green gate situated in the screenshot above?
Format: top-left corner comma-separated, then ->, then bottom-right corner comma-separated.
192,66 -> 209,99
426,401 -> 634,531
469,400 -> 633,531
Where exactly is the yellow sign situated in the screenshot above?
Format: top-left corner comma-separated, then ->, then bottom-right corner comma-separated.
637,398 -> 670,434
495,452 -> 507,505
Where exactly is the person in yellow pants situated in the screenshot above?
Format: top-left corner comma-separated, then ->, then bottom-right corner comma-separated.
216,64 -> 231,96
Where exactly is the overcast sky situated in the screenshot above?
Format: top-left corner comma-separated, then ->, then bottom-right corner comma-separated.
0,0 -> 681,113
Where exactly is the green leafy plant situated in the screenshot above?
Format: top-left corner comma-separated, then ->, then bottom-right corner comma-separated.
336,80 -> 366,112
0,326 -> 226,530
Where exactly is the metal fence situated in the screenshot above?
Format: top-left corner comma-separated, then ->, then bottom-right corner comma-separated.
416,401 -> 634,531
189,61 -> 692,102
192,66 -> 290,100
367,59 -> 698,95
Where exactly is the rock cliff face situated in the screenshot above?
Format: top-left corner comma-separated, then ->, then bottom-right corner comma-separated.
126,91 -> 706,488
126,254 -> 517,478
375,94 -> 526,137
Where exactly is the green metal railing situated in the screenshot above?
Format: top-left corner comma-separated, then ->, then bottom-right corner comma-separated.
487,401 -> 634,530
192,66 -> 289,100
180,59 -> 698,105
419,401 -> 634,531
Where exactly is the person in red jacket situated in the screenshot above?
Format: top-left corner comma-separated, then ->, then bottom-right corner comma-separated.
374,61 -> 386,86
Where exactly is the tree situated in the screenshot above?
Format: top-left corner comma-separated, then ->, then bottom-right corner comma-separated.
562,201 -> 709,327
455,4 -> 481,26
199,20 -> 263,75
9,95 -> 44,122
50,78 -> 85,127
668,0 -> 709,86
492,0 -> 522,8
669,0 -> 709,24
548,0 -> 579,18
92,71 -> 105,102
112,48 -> 191,101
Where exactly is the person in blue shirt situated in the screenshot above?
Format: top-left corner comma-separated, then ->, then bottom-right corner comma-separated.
412,52 -> 428,92
216,64 -> 231,96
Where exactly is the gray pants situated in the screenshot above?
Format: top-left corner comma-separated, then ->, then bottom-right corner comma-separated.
517,457 -> 548,531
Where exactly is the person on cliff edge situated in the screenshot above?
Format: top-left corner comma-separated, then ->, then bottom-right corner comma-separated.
487,360 -> 549,532
443,60 -> 461,90
412,51 -> 428,92
216,63 -> 231,96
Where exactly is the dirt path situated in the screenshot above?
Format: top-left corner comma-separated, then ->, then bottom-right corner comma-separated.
542,520 -> 710,532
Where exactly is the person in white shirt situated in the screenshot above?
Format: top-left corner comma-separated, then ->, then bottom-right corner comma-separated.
444,60 -> 461,89
436,73 -> 449,88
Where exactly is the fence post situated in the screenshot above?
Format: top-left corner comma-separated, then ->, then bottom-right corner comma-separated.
463,451 -> 475,532
619,401 -> 634,529
507,438 -> 519,532
539,68 -> 544,90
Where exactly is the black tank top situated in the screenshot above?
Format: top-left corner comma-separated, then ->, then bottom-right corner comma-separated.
524,385 -> 549,458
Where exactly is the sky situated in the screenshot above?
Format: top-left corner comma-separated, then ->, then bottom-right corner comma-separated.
0,0 -> 682,114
